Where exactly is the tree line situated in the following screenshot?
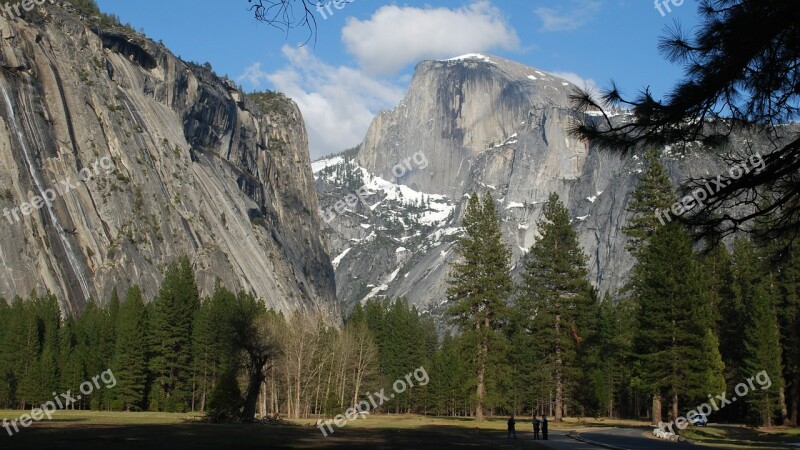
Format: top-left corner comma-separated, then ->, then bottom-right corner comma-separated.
0,258 -> 473,420
0,152 -> 797,427
444,150 -> 799,427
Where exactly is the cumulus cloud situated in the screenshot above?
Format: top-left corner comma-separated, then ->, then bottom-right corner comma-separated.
238,46 -> 405,159
535,0 -> 603,32
342,1 -> 520,75
550,71 -> 601,95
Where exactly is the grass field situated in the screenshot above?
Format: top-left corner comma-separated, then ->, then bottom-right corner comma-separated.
6,409 -> 796,449
0,410 -> 562,449
681,424 -> 800,449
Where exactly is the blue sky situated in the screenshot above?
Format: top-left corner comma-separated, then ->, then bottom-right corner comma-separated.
95,0 -> 700,158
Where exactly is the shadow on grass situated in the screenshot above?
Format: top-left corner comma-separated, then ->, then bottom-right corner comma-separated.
685,425 -> 799,448
0,421 -> 550,449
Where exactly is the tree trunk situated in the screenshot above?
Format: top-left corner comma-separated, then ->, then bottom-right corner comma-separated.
295,370 -> 302,419
791,376 -> 799,427
476,322 -> 487,421
353,354 -> 363,408
555,367 -> 563,422
780,386 -> 790,426
764,391 -> 773,427
241,371 -> 265,422
260,382 -> 267,418
241,355 -> 269,422
555,311 -> 563,422
652,394 -> 662,425
314,369 -> 322,416
285,368 -> 293,417
672,393 -> 679,424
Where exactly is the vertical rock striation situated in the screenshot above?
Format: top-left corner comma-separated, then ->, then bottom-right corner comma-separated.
0,5 -> 337,320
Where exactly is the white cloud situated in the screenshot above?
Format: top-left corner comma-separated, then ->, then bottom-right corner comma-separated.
535,1 -> 603,32
550,71 -> 600,95
342,1 -> 520,75
238,46 -> 405,159
550,70 -> 609,105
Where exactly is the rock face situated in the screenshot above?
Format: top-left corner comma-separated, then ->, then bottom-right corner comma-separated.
319,54 -> 753,316
357,54 -> 577,199
0,6 -> 338,320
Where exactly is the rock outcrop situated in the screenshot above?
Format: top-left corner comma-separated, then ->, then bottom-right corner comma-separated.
0,5 -> 337,320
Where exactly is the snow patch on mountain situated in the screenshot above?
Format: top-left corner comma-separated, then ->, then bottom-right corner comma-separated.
445,53 -> 495,64
331,248 -> 351,269
312,156 -> 344,175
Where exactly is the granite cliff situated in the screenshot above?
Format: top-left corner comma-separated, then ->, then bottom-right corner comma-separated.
0,4 -> 337,320
318,54 -> 765,316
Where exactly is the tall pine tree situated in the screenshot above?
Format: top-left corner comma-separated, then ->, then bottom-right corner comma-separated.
622,148 -> 676,255
743,277 -> 785,427
446,192 -> 513,420
632,223 -> 724,421
516,192 -> 593,422
112,286 -> 149,411
148,257 -> 200,412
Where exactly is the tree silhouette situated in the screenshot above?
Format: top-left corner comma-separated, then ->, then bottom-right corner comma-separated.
572,0 -> 800,242
247,0 -> 352,45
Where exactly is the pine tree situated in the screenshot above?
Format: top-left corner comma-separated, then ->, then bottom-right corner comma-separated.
623,149 -> 675,423
632,223 -> 724,421
702,244 -> 735,341
446,192 -> 513,420
149,257 -> 200,412
11,294 -> 41,409
609,294 -> 639,418
622,148 -> 675,256
193,283 -> 238,413
696,329 -> 727,399
743,278 -> 785,427
75,299 -> 116,409
716,238 -> 763,419
516,192 -> 593,422
0,299 -> 10,407
33,293 -> 60,405
774,239 -> 800,426
579,292 -> 626,417
58,316 -> 84,409
111,286 -> 149,411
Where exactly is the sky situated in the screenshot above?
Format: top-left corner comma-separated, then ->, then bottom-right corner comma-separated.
95,0 -> 700,159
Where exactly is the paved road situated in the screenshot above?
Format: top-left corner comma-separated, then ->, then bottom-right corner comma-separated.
509,426 -> 734,450
531,429 -> 601,449
567,427 -> 727,450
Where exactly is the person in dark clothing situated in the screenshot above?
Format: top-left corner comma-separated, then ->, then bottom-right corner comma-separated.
541,415 -> 549,440
532,416 -> 541,439
507,415 -> 517,439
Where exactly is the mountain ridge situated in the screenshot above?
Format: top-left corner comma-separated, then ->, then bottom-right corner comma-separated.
318,52 -> 769,316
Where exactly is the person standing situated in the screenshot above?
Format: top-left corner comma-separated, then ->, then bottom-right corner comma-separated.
507,414 -> 517,439
532,415 -> 541,439
541,415 -> 549,440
